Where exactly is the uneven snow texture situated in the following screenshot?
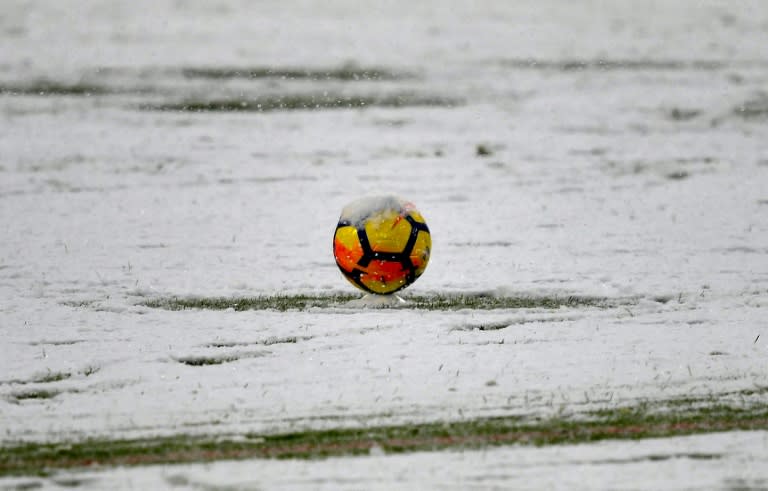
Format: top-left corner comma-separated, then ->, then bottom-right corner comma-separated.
1,0 -> 768,487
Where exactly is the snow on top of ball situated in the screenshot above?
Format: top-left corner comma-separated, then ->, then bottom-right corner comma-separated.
339,194 -> 411,227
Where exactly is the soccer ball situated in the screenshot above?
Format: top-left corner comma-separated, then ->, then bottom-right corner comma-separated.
333,195 -> 431,295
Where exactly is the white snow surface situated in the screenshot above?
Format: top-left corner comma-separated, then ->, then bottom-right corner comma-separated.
1,0 -> 768,487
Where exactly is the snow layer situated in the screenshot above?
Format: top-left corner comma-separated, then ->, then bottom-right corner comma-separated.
1,0 -> 768,487
339,194 -> 408,227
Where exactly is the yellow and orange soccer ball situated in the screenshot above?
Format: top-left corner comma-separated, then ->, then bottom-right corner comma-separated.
333,196 -> 431,294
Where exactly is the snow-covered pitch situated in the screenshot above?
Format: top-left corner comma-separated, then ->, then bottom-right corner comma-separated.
1,0 -> 767,488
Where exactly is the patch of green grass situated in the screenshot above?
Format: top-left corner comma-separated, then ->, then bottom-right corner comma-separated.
2,398 -> 767,477
500,58 -> 728,71
668,107 -> 701,121
180,65 -> 410,81
146,293 -> 356,311
0,81 -> 111,96
32,372 -> 71,384
143,293 -> 616,312
666,170 -> 690,180
458,321 -> 513,331
4,479 -> 44,489
139,93 -> 461,113
60,300 -> 97,309
204,336 -> 306,348
1,371 -> 73,386
174,355 -> 241,366
174,350 -> 270,366
660,386 -> 768,408
80,365 -> 100,377
738,386 -> 768,397
10,389 -> 60,401
734,96 -> 768,119
476,143 -> 493,157
407,293 -> 610,310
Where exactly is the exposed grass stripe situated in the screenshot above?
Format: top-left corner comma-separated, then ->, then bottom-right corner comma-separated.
142,293 -> 616,311
0,81 -> 112,96
1,402 -> 766,477
180,66 -> 410,81
139,93 -> 461,113
497,58 -> 762,71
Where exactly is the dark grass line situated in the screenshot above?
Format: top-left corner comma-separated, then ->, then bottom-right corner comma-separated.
733,96 -> 768,119
32,372 -> 71,384
174,355 -> 241,366
0,81 -> 112,96
0,81 -> 159,97
8,389 -> 61,401
139,93 -> 461,113
144,293 -> 358,311
0,372 -> 72,386
203,335 -> 308,348
180,66 -> 411,81
498,58 -> 768,72
2,403 -> 767,477
142,293 -> 618,312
